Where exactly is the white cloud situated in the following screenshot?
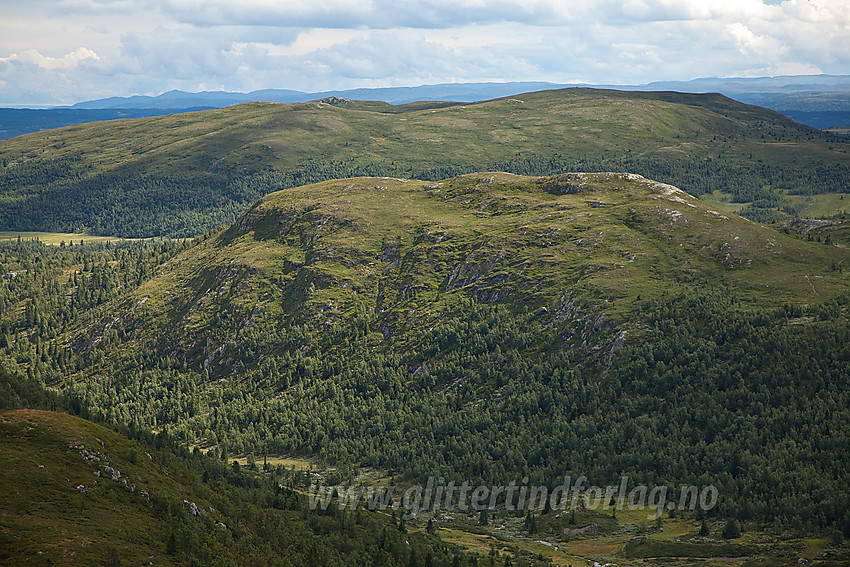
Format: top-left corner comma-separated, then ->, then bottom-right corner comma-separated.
297,29 -> 539,83
1,47 -> 101,71
0,0 -> 848,105
735,61 -> 824,77
0,48 -> 108,105
157,0 -> 577,29
726,22 -> 785,59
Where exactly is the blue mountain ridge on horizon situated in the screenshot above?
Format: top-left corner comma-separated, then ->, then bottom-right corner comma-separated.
1,75 -> 849,140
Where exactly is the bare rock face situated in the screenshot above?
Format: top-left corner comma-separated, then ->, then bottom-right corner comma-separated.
317,96 -> 351,106
184,500 -> 201,517
563,522 -> 600,535
789,218 -> 835,235
539,174 -> 588,195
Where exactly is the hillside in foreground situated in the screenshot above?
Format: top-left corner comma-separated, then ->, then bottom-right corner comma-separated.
1,88 -> 848,237
1,170 -> 849,564
1,408 -> 193,566
72,171 -> 850,365
40,172 -> 850,545
0,404 -> 460,567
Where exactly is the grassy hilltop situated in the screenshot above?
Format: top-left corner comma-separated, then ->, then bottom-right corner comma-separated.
0,402 -> 461,567
2,89 -> 850,566
1,171 -> 849,566
72,171 -> 847,367
47,173 -> 850,541
1,88 -> 848,237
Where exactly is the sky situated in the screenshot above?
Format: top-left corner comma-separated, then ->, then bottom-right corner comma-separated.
0,0 -> 848,106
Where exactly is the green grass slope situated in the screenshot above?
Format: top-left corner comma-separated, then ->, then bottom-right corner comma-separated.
58,172 -> 850,483
2,88 -> 848,237
0,407 -> 464,566
0,409 -> 184,565
77,171 -> 848,367
9,172 -> 839,546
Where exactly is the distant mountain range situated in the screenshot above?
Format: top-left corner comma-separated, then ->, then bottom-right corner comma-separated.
63,75 -> 850,110
65,82 -> 562,109
1,75 -> 849,140
3,87 -> 849,238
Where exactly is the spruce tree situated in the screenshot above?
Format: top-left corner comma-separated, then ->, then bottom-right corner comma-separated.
722,518 -> 741,539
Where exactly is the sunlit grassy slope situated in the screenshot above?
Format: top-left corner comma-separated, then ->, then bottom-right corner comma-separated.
72,172 -> 849,377
0,409 -> 185,566
0,408 -> 456,567
3,89 -> 844,175
0,231 -> 146,245
2,88 -> 848,236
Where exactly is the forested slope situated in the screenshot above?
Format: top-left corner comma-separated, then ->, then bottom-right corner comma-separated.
0,370 -> 465,566
1,88 -> 848,237
1,172 -> 837,535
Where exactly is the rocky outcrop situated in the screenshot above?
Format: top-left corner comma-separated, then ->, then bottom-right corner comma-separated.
789,218 -> 835,235
317,96 -> 351,106
563,522 -> 600,535
539,173 -> 589,195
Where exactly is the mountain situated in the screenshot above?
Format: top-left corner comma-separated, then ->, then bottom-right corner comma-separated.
0,83 -> 565,141
55,172 -> 850,535
62,75 -> 850,113
0,369 -> 461,567
644,75 -> 850,129
2,88 -> 849,238
2,75 -> 850,141
645,74 -> 850,98
67,89 -> 285,110
0,108 -> 202,141
68,83 -> 563,109
0,82 -> 567,141
2,82 -> 850,565
2,169 -> 849,562
72,171 -> 850,353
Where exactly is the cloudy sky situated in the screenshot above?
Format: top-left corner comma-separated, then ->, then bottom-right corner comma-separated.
1,0 -> 848,106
